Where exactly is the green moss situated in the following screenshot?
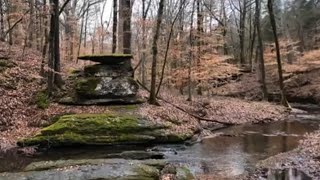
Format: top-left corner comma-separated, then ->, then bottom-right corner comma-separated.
19,132 -> 156,147
109,105 -> 138,111
75,77 -> 101,94
125,164 -> 160,180
35,91 -> 49,109
17,113 -> 171,147
25,159 -> 108,171
17,111 -> 193,148
68,68 -> 82,75
40,113 -> 162,135
175,166 -> 195,180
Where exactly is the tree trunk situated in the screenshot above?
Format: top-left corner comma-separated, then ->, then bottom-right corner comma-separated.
53,0 -> 61,86
64,2 -> 71,61
239,0 -> 247,65
255,0 -> 268,100
48,0 -> 62,95
156,0 -> 186,96
149,0 -> 165,105
27,0 -> 35,47
123,0 -> 132,54
47,1 -> 55,95
0,0 -> 5,41
100,0 -> 107,53
118,0 -> 124,53
196,0 -> 203,66
84,6 -> 89,48
112,0 -> 117,53
40,0 -> 48,76
187,0 -> 196,101
267,0 -> 290,108
141,0 -> 149,85
77,10 -> 84,60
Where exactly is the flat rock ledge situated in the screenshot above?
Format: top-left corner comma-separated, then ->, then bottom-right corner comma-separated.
17,113 -> 192,148
0,159 -> 195,180
78,54 -> 133,64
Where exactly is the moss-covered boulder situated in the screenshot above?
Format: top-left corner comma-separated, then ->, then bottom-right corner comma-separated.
160,165 -> 195,180
18,113 -> 188,147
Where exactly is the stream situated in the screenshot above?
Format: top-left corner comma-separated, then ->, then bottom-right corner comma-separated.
0,106 -> 319,179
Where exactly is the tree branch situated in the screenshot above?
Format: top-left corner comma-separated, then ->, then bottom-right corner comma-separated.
59,0 -> 72,15
4,10 -> 30,37
137,80 -> 234,126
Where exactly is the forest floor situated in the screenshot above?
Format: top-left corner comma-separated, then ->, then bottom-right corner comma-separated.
0,42 -> 289,153
211,50 -> 320,104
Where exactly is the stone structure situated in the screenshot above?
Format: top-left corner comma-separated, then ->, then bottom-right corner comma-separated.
60,54 -> 142,105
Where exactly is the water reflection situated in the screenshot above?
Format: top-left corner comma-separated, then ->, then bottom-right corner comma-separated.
268,168 -> 312,180
0,149 -> 33,172
164,120 -> 319,177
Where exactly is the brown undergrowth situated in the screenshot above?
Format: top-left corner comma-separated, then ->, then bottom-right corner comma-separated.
212,50 -> 320,104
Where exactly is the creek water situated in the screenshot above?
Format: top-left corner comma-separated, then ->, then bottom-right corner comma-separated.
161,118 -> 319,178
0,106 -> 319,179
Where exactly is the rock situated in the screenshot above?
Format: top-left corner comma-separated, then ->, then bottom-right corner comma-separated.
0,159 -> 166,180
60,96 -> 145,105
76,77 -> 139,98
24,159 -> 109,171
17,113 -> 190,147
113,151 -> 164,160
160,165 -> 195,180
60,54 -> 141,105
176,166 -> 196,180
78,54 -> 133,64
84,64 -> 133,77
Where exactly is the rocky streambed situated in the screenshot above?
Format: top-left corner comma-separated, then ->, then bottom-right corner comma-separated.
0,106 -> 319,179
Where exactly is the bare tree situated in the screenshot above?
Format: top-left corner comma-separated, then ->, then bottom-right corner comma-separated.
27,0 -> 34,47
149,0 -> 165,105
40,0 -> 48,76
239,0 -> 248,65
255,0 -> 268,99
156,0 -> 187,96
123,0 -> 132,54
196,0 -> 203,65
99,0 -> 107,53
267,0 -> 290,107
112,0 -> 117,53
141,0 -> 151,85
0,0 -> 4,41
187,0 -> 196,101
48,0 -> 71,95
